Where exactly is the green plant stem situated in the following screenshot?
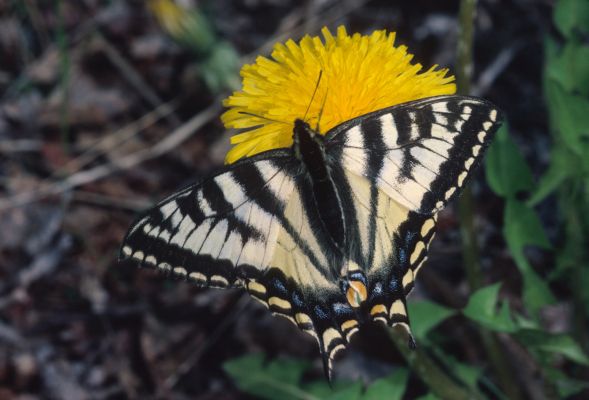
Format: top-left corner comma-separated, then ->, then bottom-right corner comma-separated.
456,1 -> 524,400
390,329 -> 483,400
457,0 -> 483,293
456,0 -> 476,94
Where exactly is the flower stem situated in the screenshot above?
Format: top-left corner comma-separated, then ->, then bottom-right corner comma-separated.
456,1 -> 524,400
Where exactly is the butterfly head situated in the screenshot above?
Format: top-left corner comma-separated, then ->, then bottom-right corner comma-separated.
293,119 -> 315,137
293,118 -> 324,161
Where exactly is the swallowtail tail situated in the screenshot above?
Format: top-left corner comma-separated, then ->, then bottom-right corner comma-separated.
120,95 -> 502,379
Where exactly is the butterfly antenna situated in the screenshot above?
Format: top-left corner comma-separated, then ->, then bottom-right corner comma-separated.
238,111 -> 288,125
315,89 -> 329,132
303,70 -> 323,122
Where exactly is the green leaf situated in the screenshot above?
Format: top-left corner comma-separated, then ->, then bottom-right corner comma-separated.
324,382 -> 363,400
546,41 -> 589,96
463,283 -> 517,333
503,199 -> 555,312
513,313 -> 539,330
545,80 -> 589,155
362,368 -> 409,400
304,381 -> 359,399
545,367 -> 589,398
415,394 -> 441,400
407,301 -> 455,341
504,199 -> 551,250
527,146 -> 575,206
485,125 -> 534,198
432,349 -> 483,390
224,354 -> 319,400
554,0 -> 589,38
516,329 -> 589,366
515,254 -> 556,314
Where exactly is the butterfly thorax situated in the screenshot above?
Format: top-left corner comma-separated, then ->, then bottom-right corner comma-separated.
293,119 -> 346,251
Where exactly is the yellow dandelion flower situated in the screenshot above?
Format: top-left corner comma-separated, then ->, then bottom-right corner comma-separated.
221,26 -> 456,164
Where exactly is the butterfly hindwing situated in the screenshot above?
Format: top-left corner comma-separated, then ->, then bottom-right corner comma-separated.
333,168 -> 437,330
325,95 -> 502,214
241,171 -> 358,378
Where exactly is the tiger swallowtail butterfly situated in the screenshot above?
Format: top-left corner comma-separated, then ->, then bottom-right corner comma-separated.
120,95 -> 502,379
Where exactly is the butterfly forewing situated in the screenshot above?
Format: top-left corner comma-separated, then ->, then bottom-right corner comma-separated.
325,95 -> 502,215
120,150 -> 353,376
330,166 -> 438,328
120,152 -> 299,287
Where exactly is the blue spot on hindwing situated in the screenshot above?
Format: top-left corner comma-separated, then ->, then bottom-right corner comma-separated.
314,305 -> 328,319
272,278 -> 288,294
405,231 -> 416,244
292,291 -> 304,308
368,281 -> 384,300
349,271 -> 367,284
373,282 -> 383,295
389,277 -> 399,291
332,302 -> 352,315
398,248 -> 407,265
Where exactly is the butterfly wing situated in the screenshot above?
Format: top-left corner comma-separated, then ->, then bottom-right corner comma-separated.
120,150 -> 353,377
120,151 -> 302,288
324,95 -> 502,330
325,95 -> 502,214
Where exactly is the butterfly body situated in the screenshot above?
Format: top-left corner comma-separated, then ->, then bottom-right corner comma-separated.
120,95 -> 502,379
293,119 -> 347,253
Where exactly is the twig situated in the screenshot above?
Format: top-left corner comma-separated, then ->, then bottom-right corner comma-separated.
95,31 -> 183,127
0,71 -> 9,85
0,320 -> 26,348
56,0 -> 71,152
0,102 -> 221,211
52,98 -> 180,177
72,190 -> 152,212
0,139 -> 43,153
472,40 -> 525,97
0,98 -> 179,208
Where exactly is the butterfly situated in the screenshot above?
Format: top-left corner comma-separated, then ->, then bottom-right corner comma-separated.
120,95 -> 502,379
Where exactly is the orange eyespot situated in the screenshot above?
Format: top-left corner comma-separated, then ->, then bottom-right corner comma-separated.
346,280 -> 367,308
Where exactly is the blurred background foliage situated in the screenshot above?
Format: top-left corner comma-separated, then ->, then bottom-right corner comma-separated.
0,0 -> 588,399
